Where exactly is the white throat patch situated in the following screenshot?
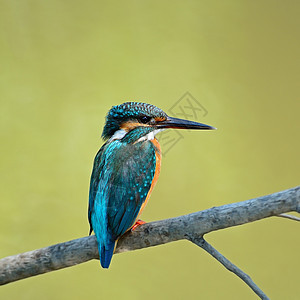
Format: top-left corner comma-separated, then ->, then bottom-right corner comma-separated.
109,128 -> 165,143
136,129 -> 165,142
108,129 -> 127,142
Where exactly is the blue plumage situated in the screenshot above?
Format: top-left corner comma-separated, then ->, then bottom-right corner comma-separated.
88,102 -> 215,268
89,133 -> 157,268
102,102 -> 167,140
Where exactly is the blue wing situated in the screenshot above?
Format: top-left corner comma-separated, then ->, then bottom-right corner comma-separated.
88,139 -> 157,268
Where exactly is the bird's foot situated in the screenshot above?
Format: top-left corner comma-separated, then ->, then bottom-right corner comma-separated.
131,219 -> 146,231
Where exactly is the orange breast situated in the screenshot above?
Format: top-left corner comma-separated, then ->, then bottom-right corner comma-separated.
136,138 -> 161,220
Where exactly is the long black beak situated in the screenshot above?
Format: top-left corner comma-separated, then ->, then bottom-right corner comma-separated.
157,116 -> 216,130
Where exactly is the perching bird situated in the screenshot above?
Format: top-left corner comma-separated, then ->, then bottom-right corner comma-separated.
88,102 -> 215,268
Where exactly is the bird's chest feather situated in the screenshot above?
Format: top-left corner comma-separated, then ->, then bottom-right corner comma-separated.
136,138 -> 161,217
89,137 -> 161,238
109,139 -> 160,189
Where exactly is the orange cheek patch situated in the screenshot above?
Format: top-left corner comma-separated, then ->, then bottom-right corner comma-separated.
120,121 -> 146,131
155,117 -> 166,122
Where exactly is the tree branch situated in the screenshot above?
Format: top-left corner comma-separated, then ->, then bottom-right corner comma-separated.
189,236 -> 270,300
1,186 -> 299,297
277,213 -> 300,222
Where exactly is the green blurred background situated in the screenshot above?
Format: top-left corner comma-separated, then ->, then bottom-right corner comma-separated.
0,1 -> 299,299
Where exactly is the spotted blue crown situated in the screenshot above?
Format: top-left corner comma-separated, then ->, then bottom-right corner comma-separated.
102,102 -> 167,140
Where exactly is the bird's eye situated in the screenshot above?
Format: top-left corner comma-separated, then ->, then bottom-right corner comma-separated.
140,116 -> 151,124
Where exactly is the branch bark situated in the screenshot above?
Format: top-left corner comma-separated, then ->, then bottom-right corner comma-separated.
189,236 -> 270,300
1,186 -> 299,297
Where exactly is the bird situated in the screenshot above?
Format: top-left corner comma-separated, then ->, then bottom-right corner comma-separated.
88,102 -> 215,268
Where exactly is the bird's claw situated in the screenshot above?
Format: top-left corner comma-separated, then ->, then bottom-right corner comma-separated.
131,219 -> 146,231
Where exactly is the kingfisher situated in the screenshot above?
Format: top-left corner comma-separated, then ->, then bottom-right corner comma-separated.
88,102 -> 215,268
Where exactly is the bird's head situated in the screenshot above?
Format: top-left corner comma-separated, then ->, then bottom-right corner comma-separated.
102,102 -> 215,142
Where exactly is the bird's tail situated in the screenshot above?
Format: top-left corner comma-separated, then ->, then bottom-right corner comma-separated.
98,239 -> 116,269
